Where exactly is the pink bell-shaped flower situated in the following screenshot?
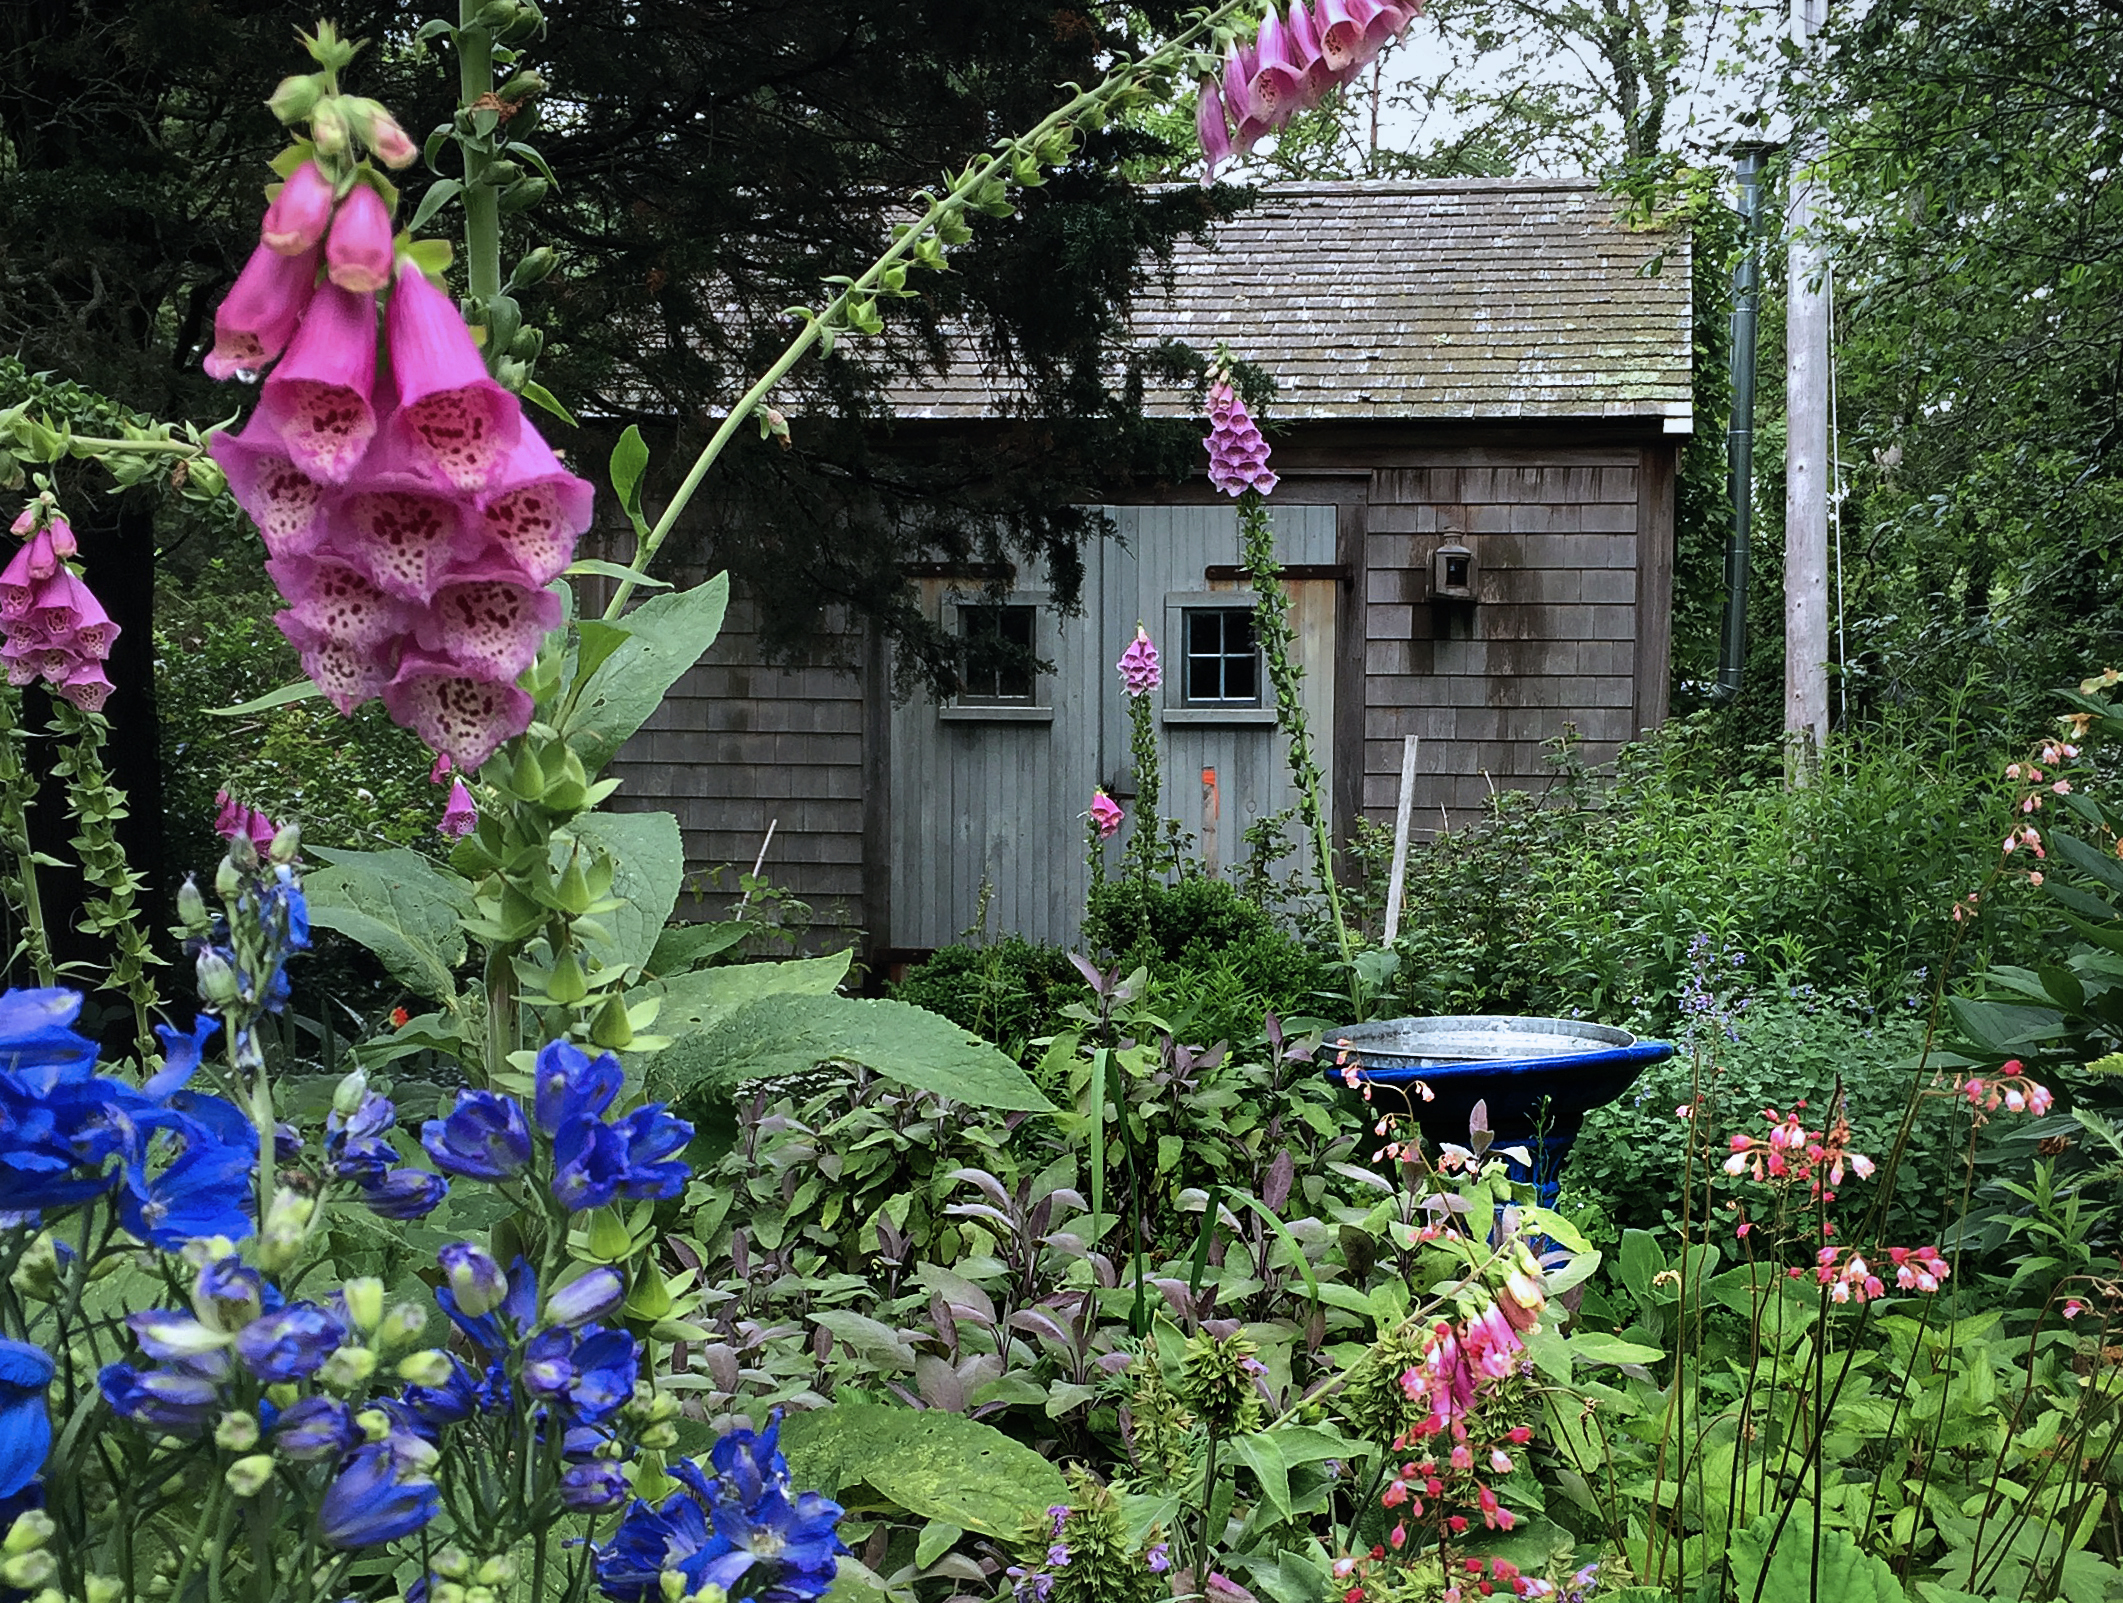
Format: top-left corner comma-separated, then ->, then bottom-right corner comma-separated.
326,182 -> 396,295
473,429 -> 595,586
46,517 -> 75,559
214,791 -> 280,853
1197,78 -> 1235,183
1356,0 -> 1420,65
1285,3 -> 1340,105
411,577 -> 563,683
438,777 -> 478,839
257,280 -> 380,484
265,555 -> 412,653
205,241 -> 323,381
276,615 -> 398,715
1313,0 -> 1376,72
1247,8 -> 1308,124
1089,789 -> 1124,840
56,663 -> 113,713
210,414 -> 330,558
39,570 -> 119,660
1117,626 -> 1161,696
317,429 -> 482,603
0,531 -> 55,620
262,162 -> 337,256
382,652 -> 534,771
1206,380 -> 1279,497
385,259 -> 521,492
1221,42 -> 1271,152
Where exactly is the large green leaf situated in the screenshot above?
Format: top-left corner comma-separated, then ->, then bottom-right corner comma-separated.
1223,1425 -> 1357,1522
565,574 -> 730,771
562,809 -> 683,982
304,847 -> 475,1002
1731,1509 -> 1905,1603
780,1403 -> 1064,1539
653,993 -> 1055,1113
639,951 -> 852,1043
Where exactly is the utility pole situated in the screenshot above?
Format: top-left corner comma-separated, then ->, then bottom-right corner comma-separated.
1784,0 -> 1832,772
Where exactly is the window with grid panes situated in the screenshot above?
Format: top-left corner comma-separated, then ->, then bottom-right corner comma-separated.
956,604 -> 1037,704
1181,607 -> 1261,706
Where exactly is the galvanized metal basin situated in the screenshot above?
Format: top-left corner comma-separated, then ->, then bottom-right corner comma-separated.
1321,1015 -> 1675,1205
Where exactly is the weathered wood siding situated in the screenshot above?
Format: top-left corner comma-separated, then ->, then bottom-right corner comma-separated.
1359,448 -> 1655,831
606,593 -> 868,930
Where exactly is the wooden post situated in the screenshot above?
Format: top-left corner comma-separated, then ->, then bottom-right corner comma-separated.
1200,767 -> 1220,879
1383,735 -> 1419,945
1785,0 -> 1832,772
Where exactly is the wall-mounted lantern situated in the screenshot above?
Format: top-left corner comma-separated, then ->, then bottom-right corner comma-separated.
1432,541 -> 1479,602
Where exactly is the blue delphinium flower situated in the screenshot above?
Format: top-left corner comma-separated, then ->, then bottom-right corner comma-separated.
0,988 -> 100,1087
234,1302 -> 347,1383
421,1090 -> 532,1180
0,1338 -> 53,1500
98,1363 -> 221,1436
439,1242 -> 509,1317
360,1168 -> 447,1219
118,1116 -> 255,1249
317,1441 -> 439,1548
274,1395 -> 357,1461
566,1329 -> 639,1424
552,1118 -> 630,1212
609,1103 -> 692,1199
562,1460 -> 629,1512
325,1088 -> 449,1220
435,1251 -> 538,1357
534,1039 -> 624,1134
139,1015 -> 218,1102
403,1353 -> 506,1427
193,1255 -> 266,1329
595,1415 -> 844,1603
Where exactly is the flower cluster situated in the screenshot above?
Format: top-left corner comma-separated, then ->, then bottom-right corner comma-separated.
1959,1062 -> 2054,1118
1793,1244 -> 1950,1304
323,1073 -> 447,1221
207,113 -> 592,770
214,791 -> 281,855
0,498 -> 119,711
594,1413 -> 846,1603
1117,625 -> 1160,696
182,827 -> 312,1064
1006,1472 -> 1167,1603
1335,1550 -> 1595,1603
1204,377 -> 1278,497
0,988 -> 254,1248
420,1038 -> 692,1212
1088,788 -> 1124,840
1720,1102 -> 1875,1200
1196,0 -> 1421,181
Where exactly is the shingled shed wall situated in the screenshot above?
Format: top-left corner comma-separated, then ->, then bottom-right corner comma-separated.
606,594 -> 870,925
1357,444 -> 1674,829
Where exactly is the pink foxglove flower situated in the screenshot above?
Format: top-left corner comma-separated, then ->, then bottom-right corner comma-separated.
382,653 -> 535,772
474,430 -> 597,585
385,258 -> 521,492
438,777 -> 479,839
214,791 -> 280,854
210,416 -> 329,558
205,241 -> 323,381
1196,79 -> 1235,184
1117,626 -> 1160,695
1089,789 -> 1124,840
262,162 -> 337,256
256,280 -> 380,483
0,531 -> 58,619
325,182 -> 396,295
0,519 -> 123,710
412,575 -> 563,683
1205,379 -> 1278,496
46,517 -> 75,559
1198,1 -> 1421,179
1247,8 -> 1308,121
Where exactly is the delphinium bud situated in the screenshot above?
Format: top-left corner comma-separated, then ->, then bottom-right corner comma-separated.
195,951 -> 240,1007
176,877 -> 209,933
320,1345 -> 377,1389
397,1350 -> 455,1388
215,1411 -> 261,1452
378,1300 -> 428,1349
332,1068 -> 370,1117
225,1456 -> 275,1498
258,1190 -> 314,1274
3,1512 -> 54,1554
341,1277 -> 385,1332
268,821 -> 302,864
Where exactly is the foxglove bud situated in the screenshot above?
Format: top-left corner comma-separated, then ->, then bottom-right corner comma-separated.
262,162 -> 336,256
268,74 -> 324,125
341,98 -> 417,168
7,505 -> 36,537
325,183 -> 395,294
44,517 -> 75,558
310,97 -> 350,155
195,951 -> 240,1006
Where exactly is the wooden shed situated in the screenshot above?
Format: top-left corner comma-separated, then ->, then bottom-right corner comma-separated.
611,177 -> 1694,956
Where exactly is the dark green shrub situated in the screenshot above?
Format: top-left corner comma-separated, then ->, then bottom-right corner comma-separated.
887,937 -> 1080,1060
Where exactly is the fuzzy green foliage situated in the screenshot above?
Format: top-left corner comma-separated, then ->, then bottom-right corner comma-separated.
887,937 -> 1083,1064
1031,1468 -> 1169,1603
1179,1327 -> 1264,1437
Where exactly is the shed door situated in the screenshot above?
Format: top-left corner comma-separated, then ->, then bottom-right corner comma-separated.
888,503 -> 1337,951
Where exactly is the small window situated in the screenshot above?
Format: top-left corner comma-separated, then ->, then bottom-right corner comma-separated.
1182,607 -> 1261,706
957,604 -> 1037,705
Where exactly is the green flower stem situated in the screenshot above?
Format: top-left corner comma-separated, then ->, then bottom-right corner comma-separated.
1125,690 -> 1162,902
50,703 -> 163,1057
457,0 -> 502,307
1239,490 -> 1352,968
484,945 -> 517,1085
599,0 -> 1257,619
0,688 -> 55,986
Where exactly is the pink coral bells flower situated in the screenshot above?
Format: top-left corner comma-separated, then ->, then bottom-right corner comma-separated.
262,162 -> 337,256
257,280 -> 380,483
385,258 -> 521,491
1117,626 -> 1161,695
438,777 -> 478,839
1205,379 -> 1278,496
1089,789 -> 1124,839
325,182 -> 397,294
206,241 -> 323,381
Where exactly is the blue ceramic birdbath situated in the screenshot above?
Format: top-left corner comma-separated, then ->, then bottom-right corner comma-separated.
1322,1015 -> 1675,1207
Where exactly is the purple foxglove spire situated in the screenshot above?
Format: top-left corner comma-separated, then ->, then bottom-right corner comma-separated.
473,429 -> 594,585
1117,626 -> 1161,696
265,556 -> 413,653
1197,78 -> 1234,183
326,183 -> 396,295
210,416 -> 329,558
382,652 -> 534,771
412,577 -> 563,683
262,162 -> 337,256
385,260 -> 521,492
0,531 -> 56,620
438,777 -> 478,839
205,241 -> 323,381
257,281 -> 380,484
42,570 -> 118,661
1247,8 -> 1307,124
1205,379 -> 1279,497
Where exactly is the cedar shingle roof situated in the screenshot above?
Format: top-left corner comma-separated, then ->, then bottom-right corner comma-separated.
889,177 -> 1694,429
